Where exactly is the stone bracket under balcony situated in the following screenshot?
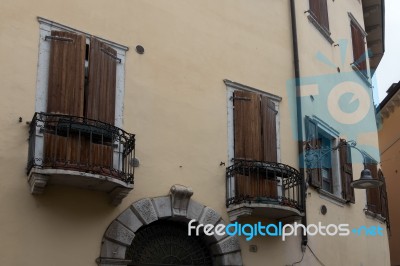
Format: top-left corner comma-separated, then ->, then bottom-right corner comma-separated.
28,168 -> 133,205
227,203 -> 303,223
226,159 -> 305,222
27,112 -> 136,205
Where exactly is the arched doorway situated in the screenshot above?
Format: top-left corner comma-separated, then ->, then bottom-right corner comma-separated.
96,185 -> 243,266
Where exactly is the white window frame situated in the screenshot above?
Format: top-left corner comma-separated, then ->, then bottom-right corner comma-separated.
312,115 -> 344,200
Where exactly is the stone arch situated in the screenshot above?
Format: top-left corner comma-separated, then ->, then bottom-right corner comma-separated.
96,185 -> 243,266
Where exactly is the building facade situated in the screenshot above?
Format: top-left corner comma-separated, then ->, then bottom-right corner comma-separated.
377,82 -> 400,266
0,0 -> 388,265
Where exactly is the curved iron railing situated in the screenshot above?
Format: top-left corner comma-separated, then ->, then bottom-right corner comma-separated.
27,112 -> 135,183
226,159 -> 304,212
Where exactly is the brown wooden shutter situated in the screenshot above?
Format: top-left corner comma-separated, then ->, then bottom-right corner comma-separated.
351,22 -> 367,71
379,170 -> 390,224
366,163 -> 381,214
305,116 -> 321,188
261,96 -> 277,162
233,91 -> 262,160
309,0 -> 329,31
319,0 -> 329,31
86,37 -> 117,125
339,140 -> 355,203
47,31 -> 86,116
261,96 -> 278,198
309,0 -> 320,21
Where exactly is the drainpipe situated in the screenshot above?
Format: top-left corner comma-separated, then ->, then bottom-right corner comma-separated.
290,0 -> 308,249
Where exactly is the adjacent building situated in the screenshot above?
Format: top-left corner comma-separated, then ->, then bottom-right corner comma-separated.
377,82 -> 400,266
0,0 -> 388,265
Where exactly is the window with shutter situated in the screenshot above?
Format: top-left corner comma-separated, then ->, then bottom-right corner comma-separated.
364,166 -> 390,226
305,117 -> 354,203
378,170 -> 390,226
309,0 -> 329,31
35,21 -> 127,176
232,90 -> 279,200
366,163 -> 381,213
351,21 -> 367,71
307,0 -> 333,44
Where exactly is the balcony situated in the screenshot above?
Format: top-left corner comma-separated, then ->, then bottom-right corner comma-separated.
27,112 -> 135,205
226,159 -> 305,222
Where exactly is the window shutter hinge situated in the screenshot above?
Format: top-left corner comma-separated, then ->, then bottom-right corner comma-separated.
101,48 -> 122,63
45,35 -> 74,43
230,96 -> 251,101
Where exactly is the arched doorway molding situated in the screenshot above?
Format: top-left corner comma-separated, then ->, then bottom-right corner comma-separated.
96,184 -> 243,266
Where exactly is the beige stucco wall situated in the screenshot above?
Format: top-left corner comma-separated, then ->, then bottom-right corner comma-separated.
0,0 -> 389,265
379,104 -> 400,265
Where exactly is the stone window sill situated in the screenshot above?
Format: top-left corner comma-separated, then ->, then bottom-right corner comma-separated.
307,14 -> 334,45
319,189 -> 347,206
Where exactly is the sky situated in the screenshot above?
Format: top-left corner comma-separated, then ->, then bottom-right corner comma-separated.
374,0 -> 400,104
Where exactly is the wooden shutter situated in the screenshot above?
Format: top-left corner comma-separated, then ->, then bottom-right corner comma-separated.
309,0 -> 329,31
261,96 -> 277,162
309,0 -> 320,21
366,163 -> 381,214
379,170 -> 390,223
339,140 -> 355,203
319,0 -> 329,31
305,116 -> 321,188
261,96 -> 278,198
86,37 -> 117,125
47,31 -> 86,116
233,91 -> 262,160
351,22 -> 367,71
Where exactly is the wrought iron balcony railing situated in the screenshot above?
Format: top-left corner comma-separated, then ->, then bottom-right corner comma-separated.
226,159 -> 305,213
27,112 -> 135,184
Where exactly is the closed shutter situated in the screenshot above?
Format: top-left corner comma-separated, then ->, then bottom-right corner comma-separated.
339,140 -> 355,203
233,91 -> 262,160
86,37 -> 117,125
45,31 -> 85,168
379,170 -> 390,224
261,96 -> 278,198
309,0 -> 329,31
366,163 -> 381,214
309,0 -> 320,20
233,91 -> 278,199
47,31 -> 86,116
319,0 -> 329,31
351,22 -> 367,71
261,96 -> 277,162
305,116 -> 321,188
